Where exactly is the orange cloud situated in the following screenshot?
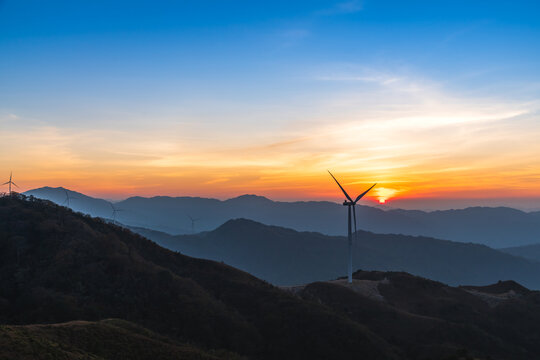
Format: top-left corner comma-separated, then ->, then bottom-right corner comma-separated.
2,73 -> 540,205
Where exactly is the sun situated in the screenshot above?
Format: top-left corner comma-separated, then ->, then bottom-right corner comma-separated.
374,187 -> 398,205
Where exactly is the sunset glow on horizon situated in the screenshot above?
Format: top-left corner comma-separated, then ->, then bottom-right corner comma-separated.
1,1 -> 540,209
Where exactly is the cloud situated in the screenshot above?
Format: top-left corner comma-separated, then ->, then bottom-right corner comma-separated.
281,29 -> 310,39
316,1 -> 363,15
312,65 -> 410,87
239,64 -> 540,198
3,63 -> 540,201
335,1 -> 363,13
0,113 -> 19,123
315,74 -> 402,86
278,28 -> 311,47
273,1 -> 362,49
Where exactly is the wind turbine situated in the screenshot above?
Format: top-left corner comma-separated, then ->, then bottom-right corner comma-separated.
187,215 -> 200,233
63,188 -> 77,207
2,172 -> 19,195
328,170 -> 376,284
110,203 -> 123,224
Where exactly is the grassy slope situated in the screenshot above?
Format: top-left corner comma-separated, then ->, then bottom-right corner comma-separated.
0,319 -> 239,360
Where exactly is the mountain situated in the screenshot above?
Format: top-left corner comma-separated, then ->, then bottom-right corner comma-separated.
3,194 -> 540,359
0,194 -> 396,360
24,186 -> 114,219
501,243 -> 540,262
25,187 -> 540,248
132,219 -> 540,288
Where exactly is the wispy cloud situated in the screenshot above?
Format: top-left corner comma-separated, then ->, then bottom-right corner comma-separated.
0,112 -> 19,122
278,28 -> 311,47
273,1 -> 362,49
3,65 -> 540,202
316,1 -> 363,16
334,1 -> 363,14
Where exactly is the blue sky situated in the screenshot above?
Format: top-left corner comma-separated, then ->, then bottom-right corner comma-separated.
1,1 -> 540,208
2,0 -> 539,114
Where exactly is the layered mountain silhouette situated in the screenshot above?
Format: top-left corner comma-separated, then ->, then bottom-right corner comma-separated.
0,195 -> 394,360
132,219 -> 540,288
25,186 -> 540,248
3,195 -> 540,359
501,243 -> 540,262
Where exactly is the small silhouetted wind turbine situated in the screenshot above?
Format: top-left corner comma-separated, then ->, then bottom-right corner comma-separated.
2,172 -> 19,195
110,203 -> 123,224
63,188 -> 77,207
328,170 -> 376,284
187,215 -> 200,233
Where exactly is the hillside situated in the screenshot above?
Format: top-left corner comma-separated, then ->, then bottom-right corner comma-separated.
2,195 -> 540,359
25,187 -> 540,248
0,195 -> 395,360
0,319 -> 237,360
134,219 -> 540,288
296,271 -> 540,360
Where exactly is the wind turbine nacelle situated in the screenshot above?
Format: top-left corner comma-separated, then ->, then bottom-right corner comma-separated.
343,200 -> 353,206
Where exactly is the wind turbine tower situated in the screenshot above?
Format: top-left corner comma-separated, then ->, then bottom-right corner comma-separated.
2,172 -> 19,195
63,188 -> 77,207
187,215 -> 200,234
328,171 -> 376,284
110,203 -> 123,224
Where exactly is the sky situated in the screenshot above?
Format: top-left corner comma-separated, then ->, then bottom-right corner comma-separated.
1,0 -> 540,209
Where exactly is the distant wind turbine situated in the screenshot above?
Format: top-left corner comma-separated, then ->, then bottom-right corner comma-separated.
187,215 -> 200,233
63,188 -> 77,207
110,203 -> 124,224
2,172 -> 19,195
328,170 -> 376,284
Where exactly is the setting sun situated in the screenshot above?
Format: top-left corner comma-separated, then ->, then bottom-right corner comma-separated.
374,187 -> 398,205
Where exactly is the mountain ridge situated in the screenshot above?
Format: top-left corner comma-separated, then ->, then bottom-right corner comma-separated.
501,243 -> 540,262
133,217 -> 540,289
25,186 -> 540,247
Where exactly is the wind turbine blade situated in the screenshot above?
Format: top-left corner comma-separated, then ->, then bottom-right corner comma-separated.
1,182 -> 9,185
354,183 -> 377,203
327,170 -> 353,202
12,182 -> 19,188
